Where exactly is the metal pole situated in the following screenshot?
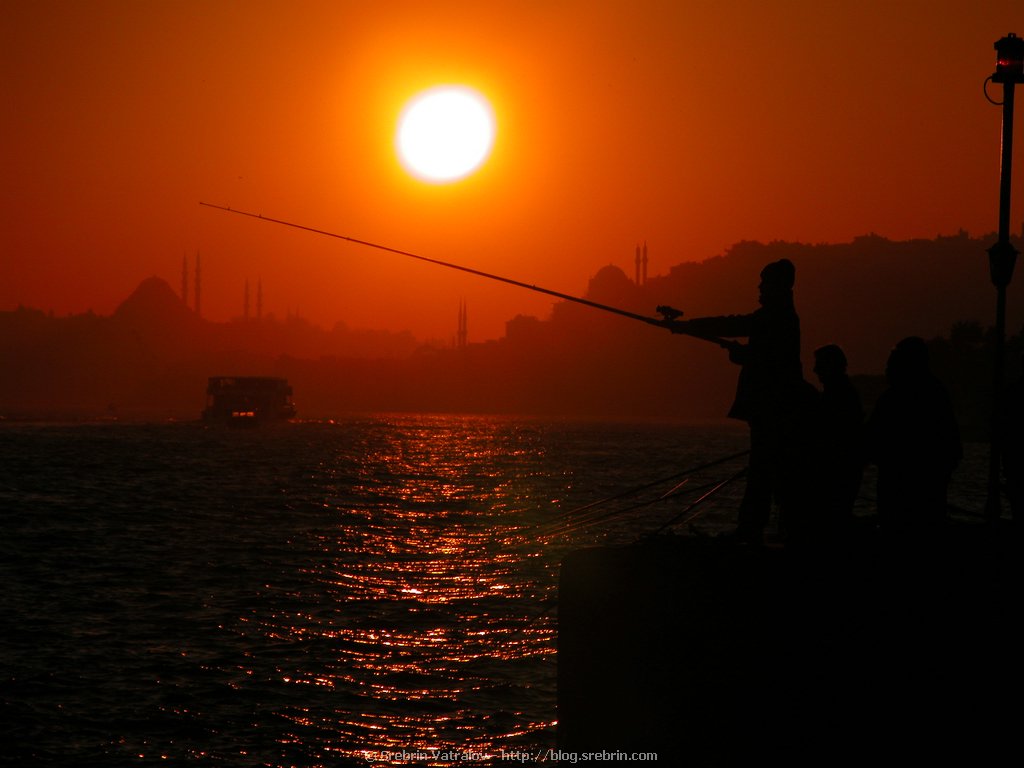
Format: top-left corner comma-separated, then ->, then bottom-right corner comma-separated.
986,79 -> 1018,520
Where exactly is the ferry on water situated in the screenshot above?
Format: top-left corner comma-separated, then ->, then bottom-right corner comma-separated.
201,376 -> 297,426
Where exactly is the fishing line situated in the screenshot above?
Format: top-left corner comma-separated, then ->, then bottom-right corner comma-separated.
540,479 -> 696,540
500,474 -> 740,648
531,476 -> 686,535
528,448 -> 750,537
540,475 -> 732,541
658,476 -> 693,500
540,479 -> 692,536
643,467 -> 748,540
534,479 -> 692,540
499,469 -> 746,646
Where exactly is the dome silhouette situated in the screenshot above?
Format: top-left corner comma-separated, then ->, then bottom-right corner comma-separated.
586,265 -> 636,305
113,276 -> 195,331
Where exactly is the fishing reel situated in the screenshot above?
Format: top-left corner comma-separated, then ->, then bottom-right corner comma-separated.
656,305 -> 684,322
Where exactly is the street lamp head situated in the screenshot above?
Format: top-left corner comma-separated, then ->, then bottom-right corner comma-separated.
993,33 -> 1024,84
988,240 -> 1019,288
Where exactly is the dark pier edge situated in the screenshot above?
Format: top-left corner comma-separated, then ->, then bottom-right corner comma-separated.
557,525 -> 1020,765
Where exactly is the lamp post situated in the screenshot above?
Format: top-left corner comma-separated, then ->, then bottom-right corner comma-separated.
985,33 -> 1024,521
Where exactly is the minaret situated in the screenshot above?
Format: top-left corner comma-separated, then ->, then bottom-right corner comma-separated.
194,251 -> 202,317
642,241 -> 648,285
635,244 -> 641,286
257,279 -> 263,321
181,253 -> 189,306
457,300 -> 468,348
244,279 -> 250,321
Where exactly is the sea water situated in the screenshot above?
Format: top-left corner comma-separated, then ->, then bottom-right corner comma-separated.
0,415 -> 987,766
0,416 -> 747,766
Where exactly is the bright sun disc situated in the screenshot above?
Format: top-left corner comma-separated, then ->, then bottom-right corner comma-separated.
397,86 -> 495,183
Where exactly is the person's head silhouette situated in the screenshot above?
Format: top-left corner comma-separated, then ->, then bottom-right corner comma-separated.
758,259 -> 795,308
886,336 -> 929,387
814,344 -> 847,385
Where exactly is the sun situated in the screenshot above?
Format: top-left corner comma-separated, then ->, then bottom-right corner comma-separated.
396,86 -> 495,183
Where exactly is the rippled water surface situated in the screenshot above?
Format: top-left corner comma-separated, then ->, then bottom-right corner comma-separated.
1,416 -> 753,766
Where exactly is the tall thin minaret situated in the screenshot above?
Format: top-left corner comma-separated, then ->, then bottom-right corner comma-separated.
642,241 -> 648,285
635,244 -> 641,286
194,251 -> 202,317
457,300 -> 468,348
244,279 -> 250,321
181,253 -> 189,306
257,279 -> 263,321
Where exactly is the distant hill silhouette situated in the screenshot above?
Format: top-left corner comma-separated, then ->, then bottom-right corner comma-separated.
1,230 -> 1021,422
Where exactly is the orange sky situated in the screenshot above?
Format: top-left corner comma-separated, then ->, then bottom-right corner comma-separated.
2,1 -> 1022,343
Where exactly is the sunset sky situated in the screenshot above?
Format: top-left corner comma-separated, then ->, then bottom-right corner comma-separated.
2,1 -> 1022,343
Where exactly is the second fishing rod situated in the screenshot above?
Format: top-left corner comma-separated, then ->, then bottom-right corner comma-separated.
199,202 -> 735,350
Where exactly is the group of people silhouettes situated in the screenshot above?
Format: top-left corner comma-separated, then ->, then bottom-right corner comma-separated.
669,259 -> 965,545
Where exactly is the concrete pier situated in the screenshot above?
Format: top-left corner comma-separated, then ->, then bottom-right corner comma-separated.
557,527 -> 1018,764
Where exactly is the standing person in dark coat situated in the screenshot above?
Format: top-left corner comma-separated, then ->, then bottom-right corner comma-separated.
813,344 -> 864,533
865,337 -> 962,535
669,259 -> 813,543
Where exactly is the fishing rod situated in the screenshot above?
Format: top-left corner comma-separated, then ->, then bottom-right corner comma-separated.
199,202 -> 733,348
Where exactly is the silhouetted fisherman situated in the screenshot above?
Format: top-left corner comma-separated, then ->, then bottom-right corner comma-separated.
999,352 -> 1024,521
865,337 -> 962,535
813,344 -> 864,533
669,259 -> 813,543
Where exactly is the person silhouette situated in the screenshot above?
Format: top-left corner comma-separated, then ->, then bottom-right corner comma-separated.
812,344 -> 864,533
865,337 -> 962,535
669,259 -> 813,543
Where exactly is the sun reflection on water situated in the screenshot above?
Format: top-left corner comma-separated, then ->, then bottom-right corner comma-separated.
261,417 -> 563,761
